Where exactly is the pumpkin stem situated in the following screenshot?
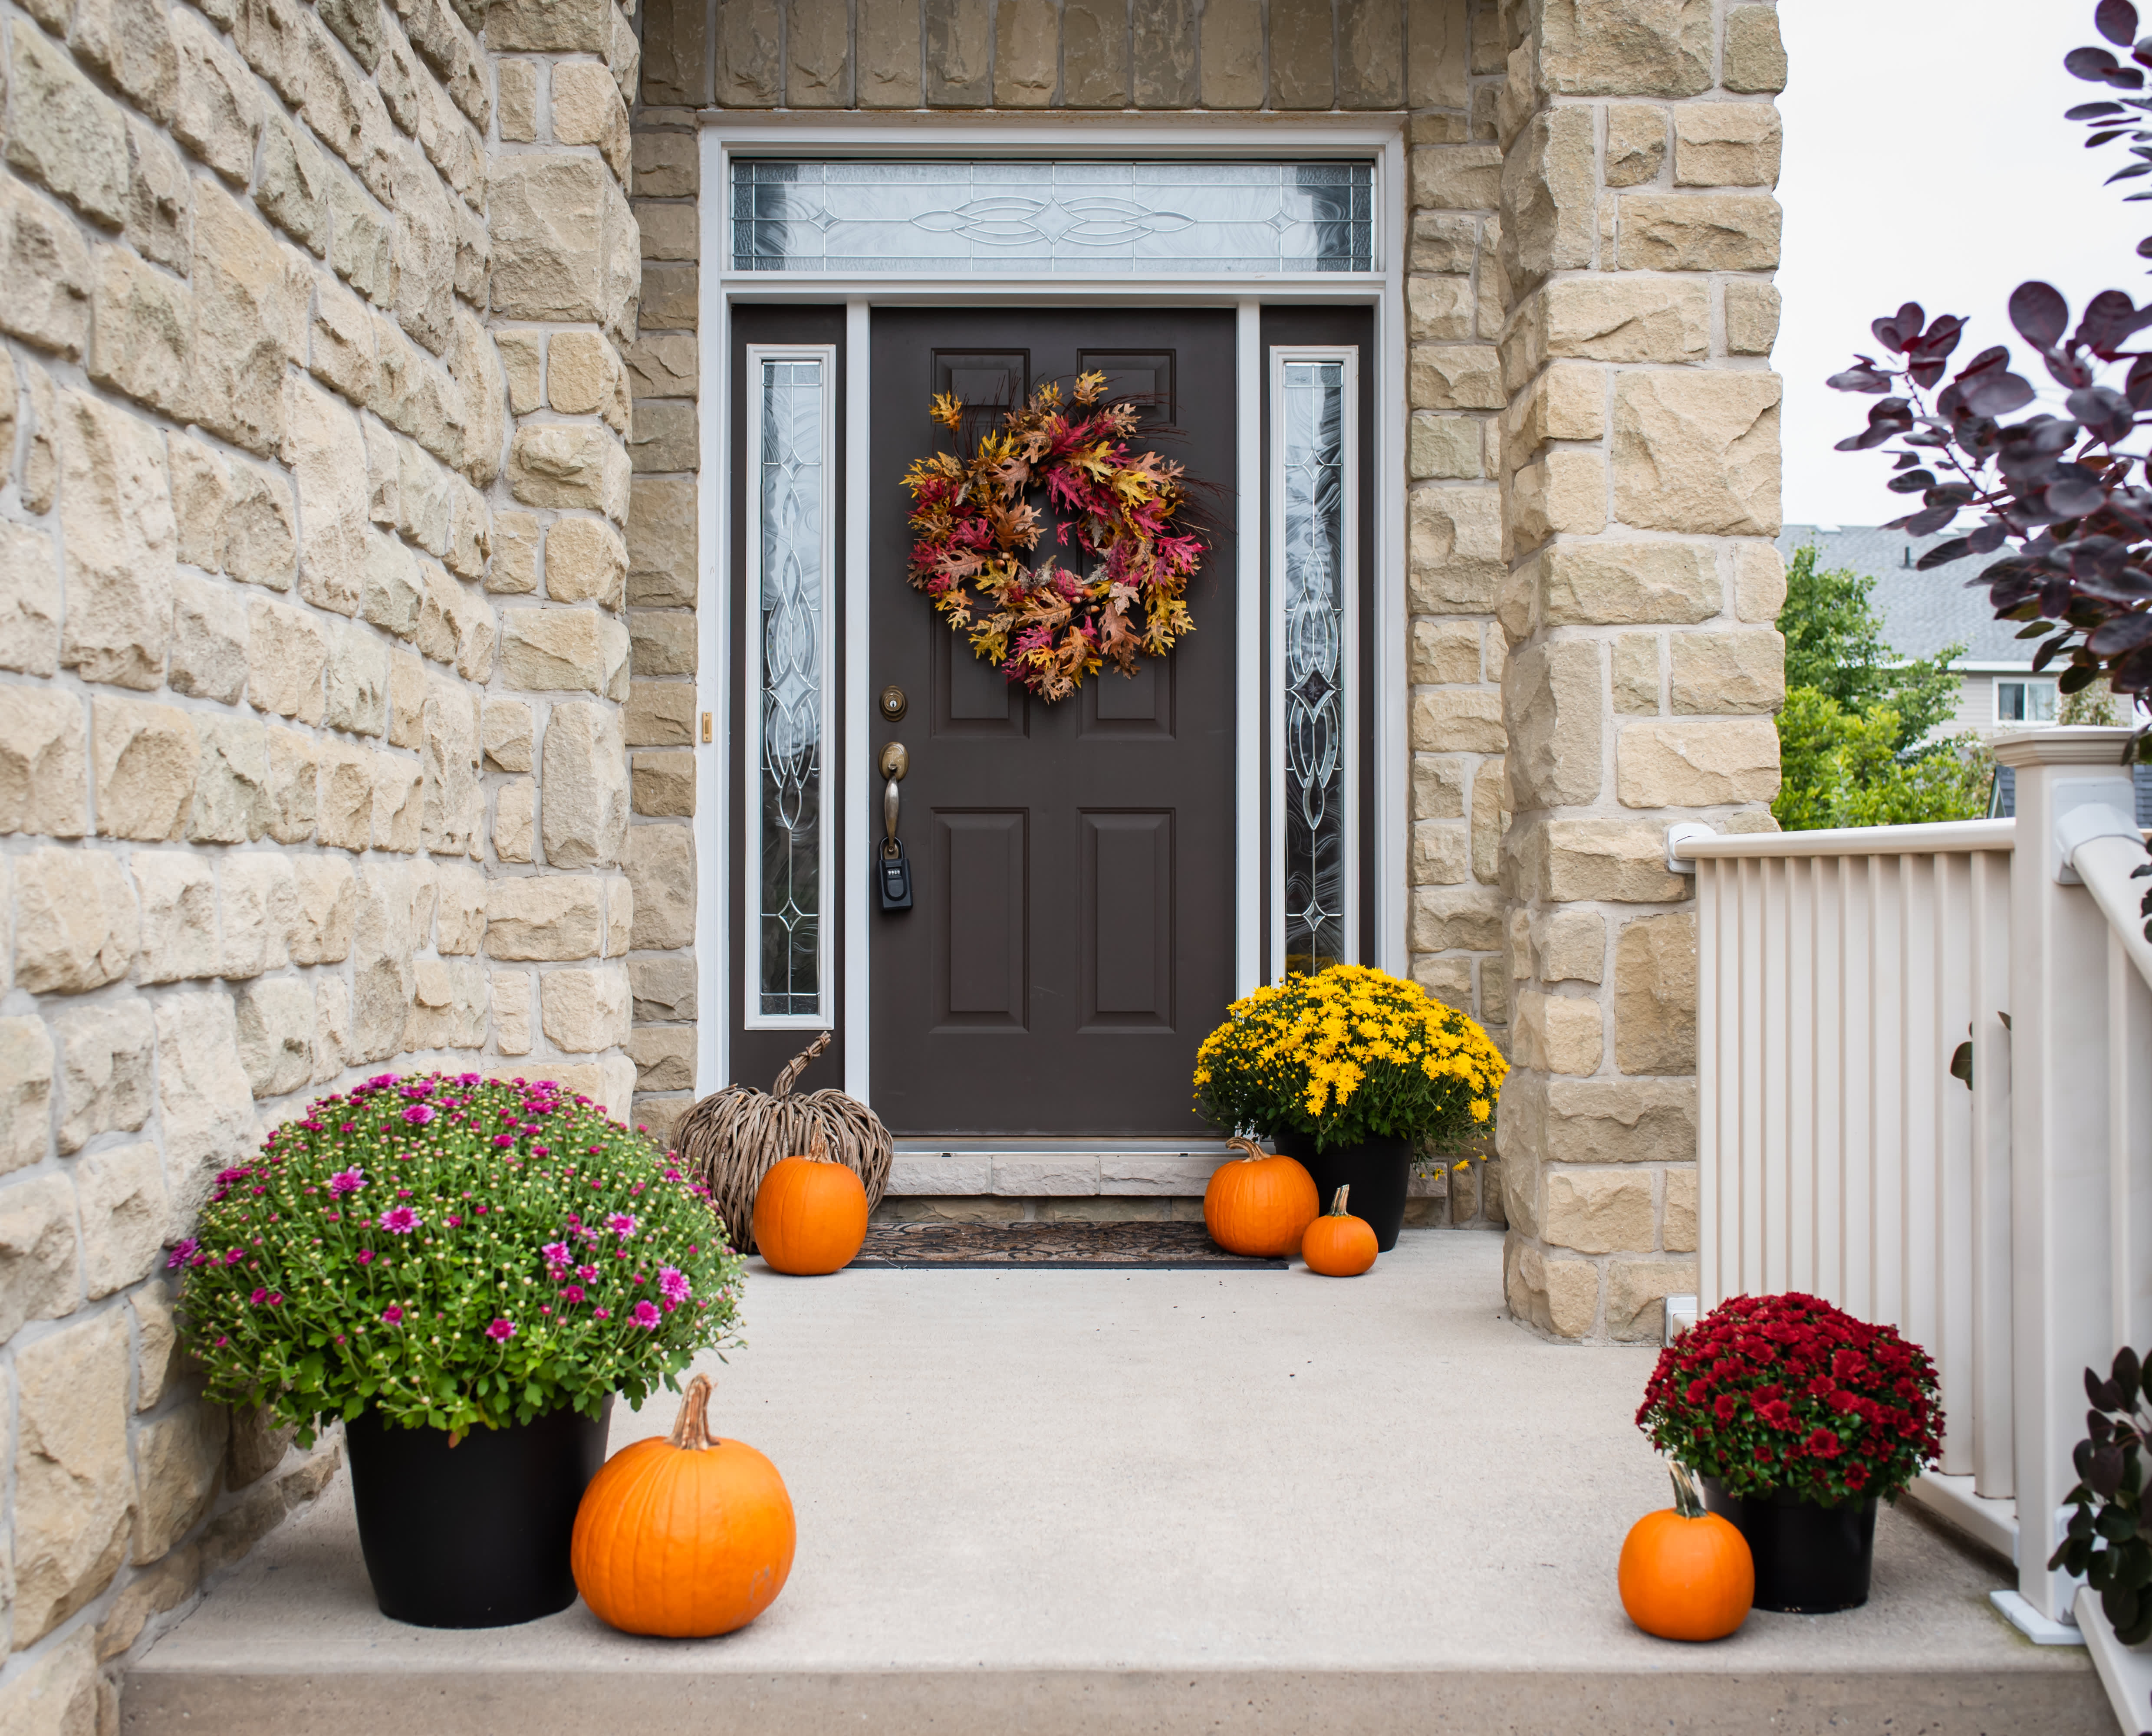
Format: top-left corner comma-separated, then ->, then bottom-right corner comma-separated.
772,1032 -> 832,1101
1226,1135 -> 1266,1163
667,1373 -> 717,1452
1329,1184 -> 1351,1215
1669,1461 -> 1706,1520
809,1130 -> 829,1163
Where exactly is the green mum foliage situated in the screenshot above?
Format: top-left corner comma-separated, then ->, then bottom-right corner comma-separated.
173,1072 -> 745,1443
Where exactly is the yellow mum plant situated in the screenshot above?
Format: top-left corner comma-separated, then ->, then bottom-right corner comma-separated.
1193,965 -> 1507,1154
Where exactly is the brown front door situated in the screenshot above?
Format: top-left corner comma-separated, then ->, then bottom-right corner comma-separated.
868,308 -> 1237,1137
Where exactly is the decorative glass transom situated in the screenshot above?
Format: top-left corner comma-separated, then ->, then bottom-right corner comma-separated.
731,160 -> 1375,275
1279,358 -> 1348,976
752,356 -> 832,1021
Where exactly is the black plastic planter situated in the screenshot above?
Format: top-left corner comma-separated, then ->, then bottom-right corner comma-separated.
345,1399 -> 612,1628
1702,1478 -> 1878,1612
1274,1134 -> 1412,1252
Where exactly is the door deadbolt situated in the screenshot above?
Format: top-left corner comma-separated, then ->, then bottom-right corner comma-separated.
879,685 -> 908,722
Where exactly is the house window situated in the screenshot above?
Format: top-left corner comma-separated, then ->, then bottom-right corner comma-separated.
1996,678 -> 2058,725
1274,350 -> 1357,976
730,161 -> 1376,275
747,351 -> 835,1024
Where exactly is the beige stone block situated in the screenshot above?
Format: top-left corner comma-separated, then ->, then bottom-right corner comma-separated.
1542,1169 -> 1653,1260
1734,542 -> 1788,623
1501,106 -> 1596,292
1617,192 -> 1781,272
1414,755 -> 1466,821
484,875 -> 605,960
1726,280 -> 1781,358
0,519 -> 62,678
290,856 -> 355,965
395,428 -> 452,559
0,175 -> 92,359
264,726 -> 317,843
625,680 -> 696,748
0,687 -> 89,837
508,424 -> 631,522
53,998 -> 152,1157
58,388 -> 176,691
1408,212 -> 1479,276
22,362 -> 59,510
15,848 -> 138,993
626,824 -> 694,950
628,477 -> 698,607
13,1311 -> 133,1642
259,108 -> 329,255
494,779 -> 535,862
1409,343 -> 1504,412
489,510 -> 541,597
1540,0 -> 1709,95
75,1139 -> 168,1299
540,702 -> 629,868
1471,760 -> 1508,884
190,181 -> 306,460
232,976 -> 310,1096
417,561 -> 497,681
436,863 -> 486,955
89,243 -> 194,420
129,1281 -> 182,1416
247,597 -> 328,724
547,516 -> 628,608
7,19 -> 132,225
1541,276 -> 1709,364
370,750 -> 421,853
547,330 -> 615,417
1196,0 -> 1262,104
1607,1256 -> 1697,1341
1264,0 -> 1333,105
187,713 -> 270,845
0,1018 -> 53,1173
1408,484 -> 1504,612
349,867 -> 417,1061
132,1401 -> 228,1567
1409,884 -> 1504,952
500,608 -> 630,696
491,969 -> 533,1054
125,114 -> 190,274
487,155 -> 637,331
405,956 -> 487,1050
623,335 -> 696,404
1411,620 -> 1481,686
1615,911 -> 1697,1075
168,437 -> 232,573
1616,717 -> 1780,809
1540,910 -> 1606,985
359,534 -> 422,647
632,129 -> 698,200
312,974 -> 350,1081
497,332 -> 542,420
1412,953 -> 1474,1015
0,1624 -> 99,1728
1408,413 -> 1482,481
1538,1075 -> 1697,1165
286,377 -> 370,619
321,619 -> 390,740
92,697 -> 194,843
1724,4 -> 1788,94
480,700 -> 533,776
540,964 -> 630,1052
0,1169 -> 81,1356
309,273 -> 375,405
1500,363 -> 1605,465
166,575 -> 246,707
1504,639 -> 1602,808
1336,0 -> 1402,107
1538,542 -> 1718,628
1535,819 -> 1688,905
603,875 -> 632,958
628,954 -> 698,1024
1612,371 -> 1781,536
1411,821 -> 1469,886
327,167 -> 393,308
1510,450 -> 1608,548
553,59 -> 628,175
1606,104 -> 1667,187
225,461 -> 299,589
632,751 -> 695,818
1412,687 -> 1506,754
218,853 -> 296,979
419,676 -> 481,859
1669,628 -> 1784,715
1676,103 -> 1782,188
1514,988 -> 1603,1076
629,1026 -> 696,1094
131,851 -> 214,986
1613,632 -> 1660,714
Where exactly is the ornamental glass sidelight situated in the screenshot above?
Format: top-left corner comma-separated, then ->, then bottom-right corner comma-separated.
754,358 -> 829,1019
1280,361 -> 1347,976
731,161 -> 1375,275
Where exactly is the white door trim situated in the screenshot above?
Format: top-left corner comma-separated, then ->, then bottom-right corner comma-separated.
693,119 -> 1408,1106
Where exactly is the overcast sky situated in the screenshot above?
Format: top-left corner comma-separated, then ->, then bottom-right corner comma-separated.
1777,0 -> 2145,526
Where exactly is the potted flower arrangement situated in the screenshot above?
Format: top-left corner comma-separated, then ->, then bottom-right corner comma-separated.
172,1071 -> 744,1629
1635,1292 -> 1943,1612
1192,965 -> 1506,1250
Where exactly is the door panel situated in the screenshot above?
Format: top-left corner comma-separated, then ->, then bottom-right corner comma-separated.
870,307 -> 1236,1136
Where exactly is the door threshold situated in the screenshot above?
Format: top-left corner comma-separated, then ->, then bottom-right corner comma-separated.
888,1137 -> 1243,1197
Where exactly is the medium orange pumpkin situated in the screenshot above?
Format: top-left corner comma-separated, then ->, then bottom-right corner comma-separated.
1204,1137 -> 1319,1257
751,1132 -> 869,1274
1302,1184 -> 1378,1276
572,1374 -> 796,1637
1618,1465 -> 1754,1642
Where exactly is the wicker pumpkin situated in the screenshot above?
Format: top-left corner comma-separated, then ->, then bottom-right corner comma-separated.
752,1133 -> 870,1275
572,1374 -> 796,1638
1618,1465 -> 1754,1642
1302,1184 -> 1379,1276
677,1032 -> 892,1254
1203,1137 -> 1319,1257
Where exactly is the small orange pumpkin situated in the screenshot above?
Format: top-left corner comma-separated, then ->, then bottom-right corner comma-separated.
572,1374 -> 796,1637
752,1132 -> 869,1274
1203,1137 -> 1319,1257
1302,1184 -> 1378,1276
1618,1464 -> 1754,1642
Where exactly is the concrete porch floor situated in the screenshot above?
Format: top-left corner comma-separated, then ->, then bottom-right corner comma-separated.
124,1236 -> 2106,1735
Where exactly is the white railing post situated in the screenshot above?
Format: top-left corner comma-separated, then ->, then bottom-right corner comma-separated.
1994,726 -> 2140,1625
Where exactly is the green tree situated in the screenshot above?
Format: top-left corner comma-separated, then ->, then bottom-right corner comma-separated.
1774,546 -> 1993,832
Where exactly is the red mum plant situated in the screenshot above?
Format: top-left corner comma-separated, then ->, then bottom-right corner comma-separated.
1637,1293 -> 1944,1508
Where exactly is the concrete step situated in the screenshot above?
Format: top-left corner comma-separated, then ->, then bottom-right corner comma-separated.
123,1239 -> 2109,1736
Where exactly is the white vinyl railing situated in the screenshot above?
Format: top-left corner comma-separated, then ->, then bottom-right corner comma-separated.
1677,728 -> 2152,1728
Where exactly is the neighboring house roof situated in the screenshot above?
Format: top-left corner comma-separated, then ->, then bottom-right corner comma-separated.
1778,524 -> 2032,667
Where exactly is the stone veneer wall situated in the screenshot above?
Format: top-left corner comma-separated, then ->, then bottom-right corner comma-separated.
1492,0 -> 1787,1341
0,0 -> 644,1715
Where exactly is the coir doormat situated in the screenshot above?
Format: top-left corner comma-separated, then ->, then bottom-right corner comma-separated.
853,1221 -> 1288,1269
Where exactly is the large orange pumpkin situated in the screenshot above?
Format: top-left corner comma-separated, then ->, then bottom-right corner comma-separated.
1302,1184 -> 1378,1276
1204,1137 -> 1319,1257
752,1133 -> 869,1274
1618,1465 -> 1754,1642
573,1374 -> 796,1637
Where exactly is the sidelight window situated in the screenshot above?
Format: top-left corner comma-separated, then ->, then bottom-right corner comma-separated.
730,160 -> 1375,275
746,350 -> 836,1024
1272,350 -> 1357,978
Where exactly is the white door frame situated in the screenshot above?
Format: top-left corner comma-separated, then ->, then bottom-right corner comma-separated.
693,119 -> 1408,1105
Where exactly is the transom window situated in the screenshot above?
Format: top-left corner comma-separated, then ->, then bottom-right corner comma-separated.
730,160 -> 1376,275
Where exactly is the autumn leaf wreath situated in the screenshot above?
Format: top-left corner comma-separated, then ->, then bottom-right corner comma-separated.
900,372 -> 1205,702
